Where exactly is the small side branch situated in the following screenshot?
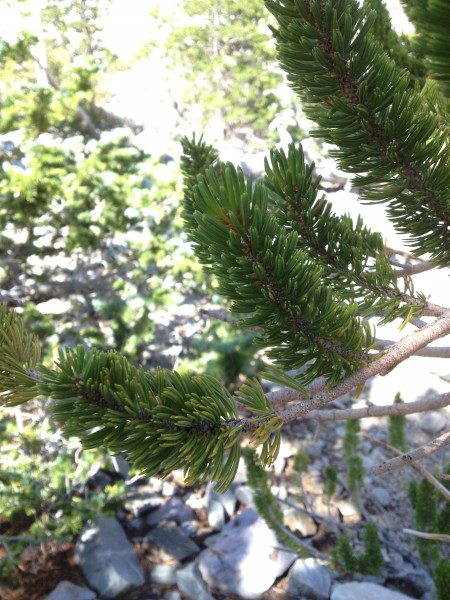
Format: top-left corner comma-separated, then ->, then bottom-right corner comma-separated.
303,392 -> 450,422
364,433 -> 450,502
375,339 -> 450,358
403,529 -> 450,543
372,431 -> 450,476
394,261 -> 436,277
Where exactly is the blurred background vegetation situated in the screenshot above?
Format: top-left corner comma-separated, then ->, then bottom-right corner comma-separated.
0,0 -> 300,576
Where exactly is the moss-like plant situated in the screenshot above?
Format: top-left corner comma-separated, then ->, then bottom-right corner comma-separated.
334,523 -> 384,576
388,392 -> 407,452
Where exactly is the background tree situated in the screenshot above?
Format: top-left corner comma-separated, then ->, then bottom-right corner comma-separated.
1,0 -> 450,593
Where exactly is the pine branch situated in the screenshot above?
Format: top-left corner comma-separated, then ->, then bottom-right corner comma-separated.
276,309 -> 450,422
402,0 -> 450,102
265,0 -> 450,267
264,143 -> 428,323
375,339 -> 450,358
181,149 -> 374,385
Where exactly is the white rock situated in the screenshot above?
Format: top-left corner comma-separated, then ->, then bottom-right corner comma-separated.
331,581 -> 416,600
198,508 -> 296,599
151,564 -> 177,585
35,298 -> 72,315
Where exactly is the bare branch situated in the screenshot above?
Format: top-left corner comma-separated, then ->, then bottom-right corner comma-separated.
364,433 -> 450,502
403,528 -> 450,543
375,339 -> 450,358
394,261 -> 436,277
266,377 -> 327,410
372,431 -> 450,476
303,392 -> 450,422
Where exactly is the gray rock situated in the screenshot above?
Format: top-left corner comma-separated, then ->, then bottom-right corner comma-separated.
331,582 -> 416,600
146,496 -> 196,526
176,561 -> 216,600
150,564 -> 177,585
111,456 -> 130,480
287,558 -> 331,600
180,520 -> 198,537
125,490 -> 164,517
418,411 -> 446,434
206,497 -> 226,531
371,487 -> 391,508
75,517 -> 145,598
388,568 -> 436,596
205,484 -> 236,530
45,581 -> 97,600
198,508 -> 296,599
163,592 -> 182,600
146,521 -> 200,560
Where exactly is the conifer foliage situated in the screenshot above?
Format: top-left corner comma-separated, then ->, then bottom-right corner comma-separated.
1,0 -> 450,495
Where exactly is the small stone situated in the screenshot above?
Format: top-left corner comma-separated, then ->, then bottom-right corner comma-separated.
287,558 -> 332,600
125,491 -> 164,517
206,483 -> 236,517
146,522 -> 200,560
35,298 -> 72,315
206,497 -> 226,530
271,485 -> 288,501
75,517 -> 145,599
233,484 -> 254,506
419,412 -> 446,434
334,499 -> 361,522
146,496 -> 196,526
150,564 -> 177,585
371,487 -> 391,508
163,592 -> 182,600
45,581 -> 97,600
176,561 -> 216,600
331,582 -> 416,600
184,492 -> 206,511
162,481 -> 176,496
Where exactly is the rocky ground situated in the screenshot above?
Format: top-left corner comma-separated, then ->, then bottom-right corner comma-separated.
2,386 -> 448,600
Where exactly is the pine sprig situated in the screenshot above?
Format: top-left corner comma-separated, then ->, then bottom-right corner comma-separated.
0,305 -> 283,491
403,0 -> 450,102
265,0 -> 450,267
264,143 -> 425,324
0,304 -> 41,405
183,157 -> 373,384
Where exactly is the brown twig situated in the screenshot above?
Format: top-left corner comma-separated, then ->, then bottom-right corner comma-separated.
403,528 -> 450,543
363,433 -> 450,502
303,392 -> 450,422
372,431 -> 450,476
375,339 -> 450,358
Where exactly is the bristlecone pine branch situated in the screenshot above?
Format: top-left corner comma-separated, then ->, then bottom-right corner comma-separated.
1,0 -> 449,492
